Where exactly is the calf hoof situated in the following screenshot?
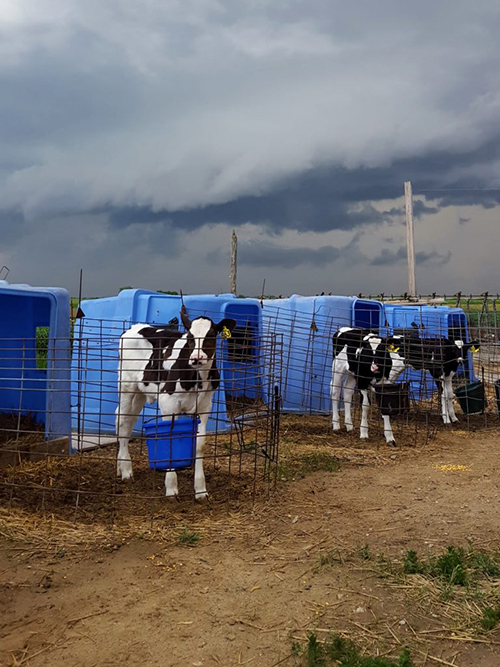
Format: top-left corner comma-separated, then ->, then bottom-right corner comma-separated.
332,425 -> 341,433
451,416 -> 459,423
165,491 -> 180,502
386,440 -> 397,447
117,462 -> 133,481
195,491 -> 209,502
345,424 -> 354,433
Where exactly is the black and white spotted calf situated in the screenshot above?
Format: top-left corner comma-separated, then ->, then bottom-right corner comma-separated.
331,327 -> 405,445
116,306 -> 236,499
331,326 -> 479,445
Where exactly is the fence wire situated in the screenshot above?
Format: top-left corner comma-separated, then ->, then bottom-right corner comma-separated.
0,294 -> 499,527
0,310 -> 282,526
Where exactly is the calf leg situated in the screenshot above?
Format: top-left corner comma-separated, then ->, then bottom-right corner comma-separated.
382,414 -> 396,446
443,376 -> 458,423
163,408 -> 210,501
331,367 -> 344,432
194,411 -> 209,501
360,389 -> 370,439
165,470 -> 179,500
157,410 -> 179,500
155,396 -> 181,500
437,380 -> 451,424
116,390 -> 147,480
343,373 -> 356,432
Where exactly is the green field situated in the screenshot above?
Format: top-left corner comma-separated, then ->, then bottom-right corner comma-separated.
445,298 -> 500,328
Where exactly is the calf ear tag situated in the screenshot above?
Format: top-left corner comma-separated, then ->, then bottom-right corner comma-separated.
388,344 -> 400,353
471,345 -> 479,353
221,326 -> 232,339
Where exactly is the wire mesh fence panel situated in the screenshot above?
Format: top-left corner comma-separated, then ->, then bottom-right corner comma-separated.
1,293 -> 499,528
263,295 -> 500,450
0,310 -> 283,526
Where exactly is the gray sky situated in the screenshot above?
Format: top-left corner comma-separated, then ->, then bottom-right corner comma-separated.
1,0 -> 499,297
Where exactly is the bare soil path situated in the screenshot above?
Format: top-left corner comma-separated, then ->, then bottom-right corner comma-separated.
2,425 -> 500,667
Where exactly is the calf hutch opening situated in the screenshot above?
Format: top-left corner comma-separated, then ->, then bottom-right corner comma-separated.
262,294 -> 383,414
0,281 -> 71,467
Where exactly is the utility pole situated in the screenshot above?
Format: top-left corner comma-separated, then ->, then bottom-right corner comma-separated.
404,181 -> 417,297
230,229 -> 237,295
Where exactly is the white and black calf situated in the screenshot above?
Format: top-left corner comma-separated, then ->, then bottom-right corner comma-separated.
116,306 -> 236,500
331,326 -> 479,445
331,327 -> 405,445
396,329 -> 479,427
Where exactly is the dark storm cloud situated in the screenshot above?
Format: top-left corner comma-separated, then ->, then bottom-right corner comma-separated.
238,241 -> 343,268
371,246 -> 452,267
413,201 -> 440,218
2,1 -> 500,224
416,250 -> 452,265
0,208 -> 26,244
106,139 -> 498,235
0,0 -> 499,296
207,233 -> 365,269
370,247 -> 408,266
108,194 -> 391,234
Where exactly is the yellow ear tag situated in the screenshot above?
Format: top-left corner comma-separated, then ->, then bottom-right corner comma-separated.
388,345 -> 400,354
471,345 -> 479,353
221,326 -> 232,339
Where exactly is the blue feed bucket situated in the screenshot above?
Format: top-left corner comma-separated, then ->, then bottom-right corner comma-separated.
144,416 -> 199,470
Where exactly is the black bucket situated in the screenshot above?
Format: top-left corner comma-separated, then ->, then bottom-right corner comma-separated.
374,383 -> 410,416
494,379 -> 500,418
454,381 -> 487,416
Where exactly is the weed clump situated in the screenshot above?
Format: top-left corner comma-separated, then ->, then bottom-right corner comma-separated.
304,633 -> 412,666
401,545 -> 500,587
279,452 -> 340,480
402,550 -> 424,575
481,604 -> 500,631
360,544 -> 372,561
178,527 -> 200,547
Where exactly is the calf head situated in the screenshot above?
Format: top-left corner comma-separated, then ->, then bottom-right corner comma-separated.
181,306 -> 236,368
355,334 -> 390,380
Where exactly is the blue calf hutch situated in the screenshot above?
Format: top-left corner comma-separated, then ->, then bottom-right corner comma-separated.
382,303 -> 476,399
71,290 -> 265,435
0,281 -> 71,446
262,295 -> 383,413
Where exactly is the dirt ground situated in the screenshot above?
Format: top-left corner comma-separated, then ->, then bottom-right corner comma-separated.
1,418 -> 500,667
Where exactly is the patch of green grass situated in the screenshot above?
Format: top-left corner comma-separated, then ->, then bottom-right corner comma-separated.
221,439 -> 256,453
399,546 -> 500,587
302,633 -> 412,667
279,452 -> 340,479
359,545 -> 500,639
299,453 -> 341,473
307,634 -> 325,666
36,326 -> 49,370
480,604 -> 500,631
376,552 -> 395,574
178,527 -> 200,547
431,546 -> 468,586
402,550 -> 424,575
469,551 -> 500,577
360,544 -> 372,561
317,550 -> 344,570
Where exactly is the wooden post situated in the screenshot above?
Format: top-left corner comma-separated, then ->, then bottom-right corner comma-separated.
404,181 -> 417,297
230,229 -> 237,295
